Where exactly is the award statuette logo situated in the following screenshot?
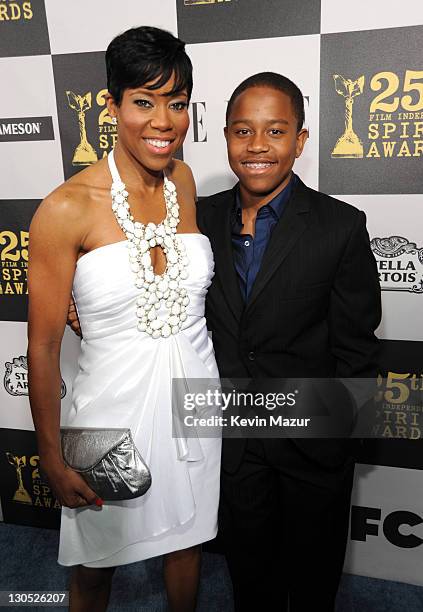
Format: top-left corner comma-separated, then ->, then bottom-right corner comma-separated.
0,431 -> 62,523
66,91 -> 98,166
6,453 -> 32,505
331,75 -> 365,158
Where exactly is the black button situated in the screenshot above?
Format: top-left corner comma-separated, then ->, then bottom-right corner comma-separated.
248,351 -> 256,361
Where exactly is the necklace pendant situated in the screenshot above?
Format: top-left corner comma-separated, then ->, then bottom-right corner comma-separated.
108,151 -> 189,338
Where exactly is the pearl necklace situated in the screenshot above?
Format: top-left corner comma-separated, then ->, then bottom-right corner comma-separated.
108,150 -> 189,338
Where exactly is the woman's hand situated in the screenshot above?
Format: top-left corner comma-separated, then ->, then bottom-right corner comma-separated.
41,461 -> 101,509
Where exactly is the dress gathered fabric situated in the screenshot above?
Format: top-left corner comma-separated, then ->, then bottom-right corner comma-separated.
58,234 -> 221,567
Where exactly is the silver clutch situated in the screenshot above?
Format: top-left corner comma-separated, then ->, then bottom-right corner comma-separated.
60,427 -> 151,501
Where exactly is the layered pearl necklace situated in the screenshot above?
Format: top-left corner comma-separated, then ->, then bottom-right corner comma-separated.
108,150 -> 189,338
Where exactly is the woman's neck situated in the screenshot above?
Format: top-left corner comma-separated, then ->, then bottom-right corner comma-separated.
112,143 -> 164,194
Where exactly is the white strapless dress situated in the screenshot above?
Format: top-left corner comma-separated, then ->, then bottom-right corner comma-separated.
58,234 -> 221,567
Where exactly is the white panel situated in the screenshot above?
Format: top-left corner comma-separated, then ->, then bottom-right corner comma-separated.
345,463 -> 423,586
378,293 -> 423,341
45,0 -> 178,55
0,322 -> 80,430
321,0 -> 423,34
0,55 -> 63,199
337,195 -> 423,341
185,35 -> 320,196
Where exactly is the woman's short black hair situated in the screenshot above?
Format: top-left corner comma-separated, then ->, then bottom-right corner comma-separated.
106,26 -> 193,105
226,72 -> 305,132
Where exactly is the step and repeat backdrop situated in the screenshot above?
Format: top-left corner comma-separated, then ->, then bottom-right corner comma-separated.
0,0 -> 422,587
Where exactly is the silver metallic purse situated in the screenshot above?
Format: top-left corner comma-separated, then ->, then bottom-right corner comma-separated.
60,427 -> 151,501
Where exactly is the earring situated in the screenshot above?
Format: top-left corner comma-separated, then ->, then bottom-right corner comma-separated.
111,117 -> 117,125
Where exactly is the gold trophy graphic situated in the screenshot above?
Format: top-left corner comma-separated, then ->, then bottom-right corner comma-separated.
6,453 -> 32,504
331,75 -> 365,158
67,91 -> 98,165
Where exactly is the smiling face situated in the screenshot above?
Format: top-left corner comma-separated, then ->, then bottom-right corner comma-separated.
225,86 -> 308,203
107,74 -> 189,174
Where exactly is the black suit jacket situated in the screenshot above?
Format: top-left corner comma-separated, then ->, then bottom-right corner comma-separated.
197,178 -> 381,474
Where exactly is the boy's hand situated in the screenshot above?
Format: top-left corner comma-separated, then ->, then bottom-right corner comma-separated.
67,298 -> 82,337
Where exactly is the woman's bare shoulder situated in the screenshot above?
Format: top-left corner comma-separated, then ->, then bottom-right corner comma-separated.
167,158 -> 196,199
31,159 -> 110,235
36,160 -> 110,215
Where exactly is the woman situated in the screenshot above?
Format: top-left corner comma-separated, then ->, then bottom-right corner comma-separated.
28,26 -> 221,612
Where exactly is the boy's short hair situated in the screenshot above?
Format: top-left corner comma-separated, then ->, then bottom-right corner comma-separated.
226,72 -> 305,132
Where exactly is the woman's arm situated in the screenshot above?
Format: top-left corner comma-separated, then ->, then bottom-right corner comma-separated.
28,189 -> 99,508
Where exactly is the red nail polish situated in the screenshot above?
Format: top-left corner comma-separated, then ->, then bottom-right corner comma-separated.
95,498 -> 104,506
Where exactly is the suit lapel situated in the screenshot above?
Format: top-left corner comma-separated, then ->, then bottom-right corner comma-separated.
246,179 -> 312,311
207,187 -> 245,323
